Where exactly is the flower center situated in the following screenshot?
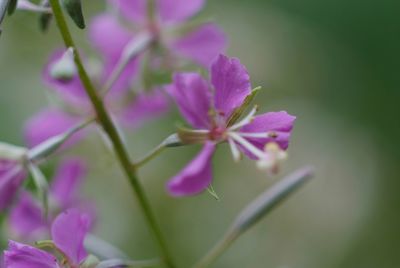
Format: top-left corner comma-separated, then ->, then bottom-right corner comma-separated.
208,126 -> 227,141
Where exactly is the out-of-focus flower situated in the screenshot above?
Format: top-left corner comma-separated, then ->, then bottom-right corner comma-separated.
91,0 -> 227,68
0,143 -> 27,212
24,49 -> 169,148
166,54 -> 296,196
3,209 -> 91,268
0,160 -> 26,212
8,158 -> 94,239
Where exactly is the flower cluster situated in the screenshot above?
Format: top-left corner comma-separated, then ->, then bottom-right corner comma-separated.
0,0 -> 296,267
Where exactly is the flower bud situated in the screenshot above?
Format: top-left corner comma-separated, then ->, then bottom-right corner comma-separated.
0,142 -> 27,161
49,47 -> 77,81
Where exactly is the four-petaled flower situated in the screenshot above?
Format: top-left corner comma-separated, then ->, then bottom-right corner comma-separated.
166,54 -> 296,196
90,0 -> 227,68
3,209 -> 91,268
8,158 -> 94,240
24,49 -> 169,149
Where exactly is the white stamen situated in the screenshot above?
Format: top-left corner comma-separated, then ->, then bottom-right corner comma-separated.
228,138 -> 241,162
228,132 -> 266,159
228,106 -> 258,131
185,129 -> 210,134
235,132 -> 273,138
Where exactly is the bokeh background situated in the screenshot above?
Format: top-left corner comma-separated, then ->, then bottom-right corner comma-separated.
1,0 -> 399,267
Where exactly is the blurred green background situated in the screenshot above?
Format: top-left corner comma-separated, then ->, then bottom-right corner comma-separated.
1,0 -> 399,267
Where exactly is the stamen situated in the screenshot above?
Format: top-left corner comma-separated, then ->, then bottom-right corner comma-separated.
185,129 -> 210,134
228,105 -> 258,131
228,132 -> 266,159
236,132 -> 277,139
228,138 -> 241,162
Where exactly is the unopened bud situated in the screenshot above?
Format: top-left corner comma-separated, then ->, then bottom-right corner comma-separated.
50,48 -> 76,81
0,142 -> 27,161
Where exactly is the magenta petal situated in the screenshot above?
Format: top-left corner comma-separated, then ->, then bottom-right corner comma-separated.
9,192 -> 47,238
24,109 -> 82,149
51,159 -> 87,209
51,209 -> 90,265
171,23 -> 227,67
89,14 -> 139,95
158,0 -> 205,23
110,0 -> 147,23
4,241 -> 58,268
240,111 -> 296,158
167,142 -> 215,196
0,161 -> 26,212
43,49 -> 87,106
211,54 -> 252,120
166,73 -> 212,129
117,89 -> 170,128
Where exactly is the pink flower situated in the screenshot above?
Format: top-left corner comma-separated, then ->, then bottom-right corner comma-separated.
90,0 -> 227,68
3,209 -> 91,268
166,54 -> 296,196
8,158 -> 94,239
24,49 -> 169,148
0,160 -> 26,212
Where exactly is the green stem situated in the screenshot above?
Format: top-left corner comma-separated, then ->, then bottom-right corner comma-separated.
192,231 -> 238,268
48,1 -> 175,267
133,134 -> 183,168
134,144 -> 166,168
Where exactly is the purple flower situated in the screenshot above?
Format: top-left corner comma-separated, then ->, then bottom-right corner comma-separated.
0,160 -> 26,212
3,209 -> 90,268
24,49 -> 169,148
166,54 -> 296,196
91,0 -> 226,67
8,158 -> 93,239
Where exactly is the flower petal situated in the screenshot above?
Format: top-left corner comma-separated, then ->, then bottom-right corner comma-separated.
171,23 -> 227,67
8,192 -> 47,238
110,0 -> 147,23
158,0 -> 205,23
50,158 -> 87,209
24,109 -> 82,149
117,89 -> 170,128
211,54 -> 251,120
89,14 -> 139,95
43,49 -> 87,106
4,241 -> 58,268
0,161 -> 26,212
239,111 -> 296,159
167,142 -> 215,196
51,209 -> 90,265
166,73 -> 212,129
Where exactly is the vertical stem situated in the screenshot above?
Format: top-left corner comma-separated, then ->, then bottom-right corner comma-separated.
48,1 -> 175,267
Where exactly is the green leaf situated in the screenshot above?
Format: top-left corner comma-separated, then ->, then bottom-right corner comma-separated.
39,12 -> 52,32
226,86 -> 262,127
28,164 -> 49,218
62,0 -> 85,29
7,0 -> 17,15
0,0 -> 10,27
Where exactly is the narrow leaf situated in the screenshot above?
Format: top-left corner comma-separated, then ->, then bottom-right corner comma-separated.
6,0 -> 16,15
226,86 -> 261,127
28,164 -> 49,218
62,0 -> 85,29
232,166 -> 314,232
39,0 -> 52,32
0,0 -> 10,27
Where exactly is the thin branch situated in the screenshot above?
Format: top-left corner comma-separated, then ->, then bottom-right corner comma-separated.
48,1 -> 176,267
